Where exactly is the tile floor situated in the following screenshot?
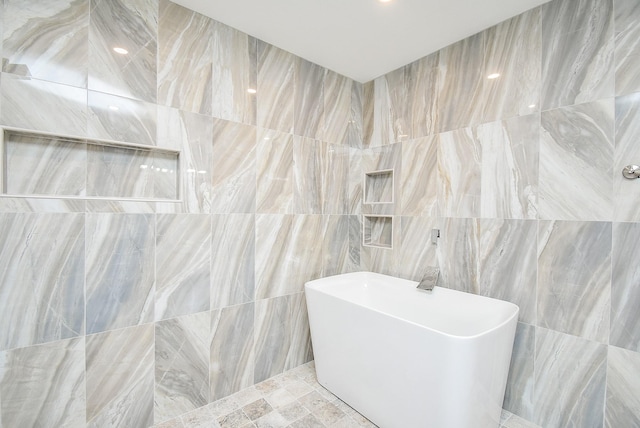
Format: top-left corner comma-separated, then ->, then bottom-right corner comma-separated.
153,361 -> 540,428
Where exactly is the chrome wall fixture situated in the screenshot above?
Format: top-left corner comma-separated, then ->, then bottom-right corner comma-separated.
622,165 -> 640,179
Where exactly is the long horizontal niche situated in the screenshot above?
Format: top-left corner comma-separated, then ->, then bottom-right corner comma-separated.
1,127 -> 180,201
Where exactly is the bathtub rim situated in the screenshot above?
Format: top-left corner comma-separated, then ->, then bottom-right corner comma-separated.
305,271 -> 520,341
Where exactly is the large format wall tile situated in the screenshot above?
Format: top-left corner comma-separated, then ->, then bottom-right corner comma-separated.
367,76 -> 395,147
211,118 -> 256,213
534,328 -> 607,428
211,21 -> 256,125
254,293 -> 312,383
157,106 -> 213,213
88,91 -> 157,146
293,136 -> 323,214
322,215 -> 351,276
438,127 -> 482,218
86,213 -> 155,334
156,214 -> 211,320
539,99 -> 613,221
401,136 -> 438,217
1,73 -> 87,136
323,70 -> 352,145
256,129 -> 294,214
541,0 -> 614,110
479,114 -> 539,220
614,0 -> 640,96
347,81 -> 363,149
436,217 -> 479,294
0,213 -> 84,351
88,0 -> 157,102
437,33 -> 484,133
256,41 -> 294,133
610,222 -> 640,352
0,337 -> 85,427
323,143 -> 350,215
396,216 -> 439,281
211,214 -> 255,309
605,346 -> 640,427
537,221 -> 611,342
86,324 -> 154,428
483,8 -> 541,123
210,303 -> 254,401
294,58 -> 324,139
155,312 -> 210,422
479,219 -> 537,324
503,323 -> 535,421
614,92 -> 640,222
385,66 -> 410,142
407,53 -> 439,139
2,0 -> 88,88
158,0 -> 212,115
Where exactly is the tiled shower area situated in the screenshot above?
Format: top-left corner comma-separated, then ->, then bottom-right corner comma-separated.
0,0 -> 639,427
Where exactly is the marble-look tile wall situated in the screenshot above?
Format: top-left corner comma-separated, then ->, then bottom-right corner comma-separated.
0,0 -> 358,427
363,0 -> 640,426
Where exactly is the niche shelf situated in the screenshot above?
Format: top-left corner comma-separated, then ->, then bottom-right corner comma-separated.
0,126 -> 180,201
364,169 -> 394,205
363,215 -> 393,249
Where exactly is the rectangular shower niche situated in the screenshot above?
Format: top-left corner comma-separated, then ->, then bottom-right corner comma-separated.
363,215 -> 393,249
364,169 -> 394,205
0,126 -> 180,201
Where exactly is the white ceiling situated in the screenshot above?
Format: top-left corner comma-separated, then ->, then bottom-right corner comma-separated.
172,0 -> 551,83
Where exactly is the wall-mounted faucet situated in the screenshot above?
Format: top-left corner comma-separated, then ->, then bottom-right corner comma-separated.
417,266 -> 440,292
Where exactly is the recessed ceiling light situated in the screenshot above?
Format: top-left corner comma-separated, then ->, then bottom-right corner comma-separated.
113,47 -> 128,55
379,0 -> 394,3
247,88 -> 257,94
487,73 -> 501,79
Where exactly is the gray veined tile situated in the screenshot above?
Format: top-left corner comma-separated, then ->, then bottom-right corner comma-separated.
254,293 -> 312,384
86,324 -> 154,428
541,0 -> 614,110
361,143 -> 402,217
3,0 -> 88,88
479,219 -> 537,324
323,143 -> 350,215
156,214 -> 211,321
1,73 -> 87,136
0,197 -> 85,213
293,136 -> 323,215
157,106 -> 213,214
401,136 -> 438,217
211,214 -> 255,310
0,337 -> 85,427
437,33 -> 484,133
362,80 -> 374,148
407,52 -> 440,139
0,213 -> 84,351
367,75 -> 395,147
436,217 -> 480,294
437,127 -> 482,218
347,80 -> 363,149
85,213 -> 155,334
210,303 -> 255,401
257,41 -> 294,134
610,222 -> 640,352
158,0 -> 213,115
538,99 -> 614,221
322,215 -> 351,277
479,114 -> 539,220
211,21 -> 257,125
395,216 -> 438,281
88,90 -> 157,146
483,7 -> 541,123
537,220 -> 611,343
605,346 -> 640,427
294,58 -> 324,139
256,129 -> 294,214
614,92 -> 640,222
88,0 -> 157,102
211,118 -> 256,214
385,65 -> 411,142
503,323 -> 535,421
323,70 -> 352,145
348,147 -> 362,215
534,328 -> 607,428
155,311 -> 210,423
614,0 -> 640,96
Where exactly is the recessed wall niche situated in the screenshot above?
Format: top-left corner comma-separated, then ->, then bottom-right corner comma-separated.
0,127 -> 180,201
364,169 -> 394,204
363,215 -> 393,249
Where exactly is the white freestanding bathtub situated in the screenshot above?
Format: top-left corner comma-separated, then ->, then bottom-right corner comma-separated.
305,272 -> 519,428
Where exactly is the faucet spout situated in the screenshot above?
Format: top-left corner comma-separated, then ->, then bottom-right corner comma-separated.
417,266 -> 439,292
